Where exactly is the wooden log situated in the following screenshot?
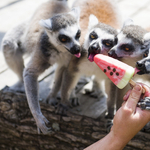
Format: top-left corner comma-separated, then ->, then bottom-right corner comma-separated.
0,88 -> 150,150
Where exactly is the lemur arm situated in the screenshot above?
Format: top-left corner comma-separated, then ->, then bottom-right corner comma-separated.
23,50 -> 50,134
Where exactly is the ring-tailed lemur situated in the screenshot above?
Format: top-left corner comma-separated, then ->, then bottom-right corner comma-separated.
2,0 -> 80,134
108,19 -> 150,112
58,0 -> 121,116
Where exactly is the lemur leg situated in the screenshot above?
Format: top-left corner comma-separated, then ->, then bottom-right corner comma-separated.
105,79 -> 117,119
24,50 -> 51,134
2,23 -> 27,92
46,65 -> 66,105
56,64 -> 80,114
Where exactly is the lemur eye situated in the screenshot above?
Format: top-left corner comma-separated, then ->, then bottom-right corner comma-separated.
91,35 -> 95,39
106,43 -> 110,46
143,50 -> 149,58
121,44 -> 134,52
59,34 -> 70,43
125,47 -> 129,51
62,38 -> 67,42
89,31 -> 98,40
102,40 -> 113,47
144,53 -> 148,57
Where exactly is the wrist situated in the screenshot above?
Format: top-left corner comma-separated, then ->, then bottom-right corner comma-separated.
108,130 -> 129,150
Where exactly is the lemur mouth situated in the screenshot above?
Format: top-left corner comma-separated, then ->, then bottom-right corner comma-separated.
88,53 -> 96,62
74,53 -> 81,58
136,64 -> 149,75
136,69 -> 150,75
88,49 -> 101,62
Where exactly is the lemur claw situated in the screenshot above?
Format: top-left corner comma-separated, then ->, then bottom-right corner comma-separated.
55,103 -> 68,115
46,97 -> 59,106
35,114 -> 52,134
70,97 -> 80,107
138,97 -> 150,110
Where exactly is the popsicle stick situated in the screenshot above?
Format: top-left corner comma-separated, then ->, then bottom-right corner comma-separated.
129,79 -> 145,93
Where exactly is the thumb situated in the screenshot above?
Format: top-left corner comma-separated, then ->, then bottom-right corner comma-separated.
125,84 -> 142,113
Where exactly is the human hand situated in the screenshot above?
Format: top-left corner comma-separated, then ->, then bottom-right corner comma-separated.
111,83 -> 150,147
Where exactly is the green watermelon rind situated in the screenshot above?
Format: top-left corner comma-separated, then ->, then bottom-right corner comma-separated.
117,67 -> 135,89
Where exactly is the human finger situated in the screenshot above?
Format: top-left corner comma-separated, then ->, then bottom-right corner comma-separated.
123,89 -> 132,101
142,84 -> 150,98
125,84 -> 142,113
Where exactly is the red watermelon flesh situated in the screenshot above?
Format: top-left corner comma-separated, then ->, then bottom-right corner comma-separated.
94,54 -> 135,89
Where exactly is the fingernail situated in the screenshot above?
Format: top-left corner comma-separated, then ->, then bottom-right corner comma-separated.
134,85 -> 141,91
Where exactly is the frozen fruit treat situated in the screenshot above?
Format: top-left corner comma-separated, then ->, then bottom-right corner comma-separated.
94,54 -> 136,89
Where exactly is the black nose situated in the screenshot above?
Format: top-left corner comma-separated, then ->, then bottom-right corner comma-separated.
89,43 -> 100,53
136,61 -> 145,69
70,45 -> 80,54
108,50 -> 118,59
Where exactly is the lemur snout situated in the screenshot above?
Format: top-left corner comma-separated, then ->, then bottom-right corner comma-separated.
136,61 -> 145,69
108,49 -> 118,59
70,45 -> 80,54
89,43 -> 100,54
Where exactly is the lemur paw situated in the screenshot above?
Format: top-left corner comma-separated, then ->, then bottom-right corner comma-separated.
35,114 -> 52,134
55,103 -> 68,115
3,81 -> 25,93
46,97 -> 59,106
70,97 -> 80,107
138,97 -> 150,110
105,119 -> 113,133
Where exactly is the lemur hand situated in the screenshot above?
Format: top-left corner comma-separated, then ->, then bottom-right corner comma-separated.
34,113 -> 51,134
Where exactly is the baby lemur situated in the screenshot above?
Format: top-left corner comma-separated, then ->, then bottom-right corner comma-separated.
2,0 -> 120,133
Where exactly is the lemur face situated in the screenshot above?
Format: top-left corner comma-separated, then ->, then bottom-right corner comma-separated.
136,31 -> 150,74
108,19 -> 150,75
40,7 -> 81,58
108,31 -> 145,59
136,50 -> 150,74
48,24 -> 81,57
83,15 -> 118,62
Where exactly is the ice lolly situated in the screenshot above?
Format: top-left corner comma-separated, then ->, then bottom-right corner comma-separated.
94,54 -> 145,92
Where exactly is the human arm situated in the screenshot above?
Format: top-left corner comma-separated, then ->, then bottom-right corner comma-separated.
85,83 -> 150,150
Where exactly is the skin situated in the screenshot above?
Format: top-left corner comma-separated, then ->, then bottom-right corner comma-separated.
85,83 -> 150,150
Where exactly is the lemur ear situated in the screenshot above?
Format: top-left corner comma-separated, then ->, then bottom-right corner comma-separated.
143,32 -> 150,46
39,19 -> 52,31
88,14 -> 99,30
144,32 -> 150,41
122,18 -> 134,29
69,7 -> 80,22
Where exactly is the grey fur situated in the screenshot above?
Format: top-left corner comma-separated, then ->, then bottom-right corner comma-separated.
42,13 -> 77,31
94,22 -> 118,35
122,25 -> 147,45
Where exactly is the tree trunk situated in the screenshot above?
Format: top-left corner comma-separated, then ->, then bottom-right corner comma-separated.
0,88 -> 150,150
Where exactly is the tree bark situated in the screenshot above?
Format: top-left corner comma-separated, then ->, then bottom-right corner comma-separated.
0,88 -> 150,150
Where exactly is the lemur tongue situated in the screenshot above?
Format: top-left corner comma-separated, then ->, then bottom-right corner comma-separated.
74,53 -> 81,58
88,53 -> 95,62
134,68 -> 140,76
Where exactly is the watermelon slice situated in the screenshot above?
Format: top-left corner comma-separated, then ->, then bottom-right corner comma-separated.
94,54 -> 136,89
